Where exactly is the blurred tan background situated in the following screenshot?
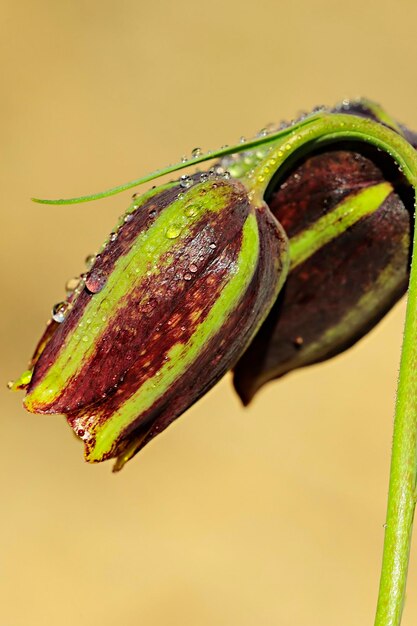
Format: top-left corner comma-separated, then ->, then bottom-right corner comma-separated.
2,1 -> 417,624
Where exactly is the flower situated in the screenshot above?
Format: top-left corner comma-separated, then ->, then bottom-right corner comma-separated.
12,99 -> 417,468
18,174 -> 288,469
233,99 -> 414,403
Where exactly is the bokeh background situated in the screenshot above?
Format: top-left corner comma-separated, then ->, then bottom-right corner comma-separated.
2,1 -> 417,624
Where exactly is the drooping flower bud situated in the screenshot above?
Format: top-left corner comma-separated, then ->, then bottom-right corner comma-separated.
21,176 -> 289,468
233,100 -> 414,403
12,99 -> 417,466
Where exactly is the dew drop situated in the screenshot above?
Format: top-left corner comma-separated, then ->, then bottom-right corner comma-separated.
65,276 -> 81,294
85,269 -> 107,294
180,175 -> 193,189
124,213 -> 133,223
184,273 -> 192,281
189,263 -> 198,273
184,204 -> 197,217
166,224 -> 182,239
209,243 -> 216,249
85,254 -> 96,269
181,155 -> 188,163
52,301 -> 69,323
192,147 -> 202,158
200,172 -> 209,183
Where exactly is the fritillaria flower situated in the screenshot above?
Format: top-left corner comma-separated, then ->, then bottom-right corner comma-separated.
10,99 -> 417,469
15,174 -> 288,469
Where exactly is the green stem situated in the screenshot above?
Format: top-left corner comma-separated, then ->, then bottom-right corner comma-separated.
374,186 -> 417,624
239,114 -> 417,626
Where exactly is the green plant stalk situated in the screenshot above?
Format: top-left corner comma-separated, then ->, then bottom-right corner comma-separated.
32,112 -> 417,623
374,199 -> 417,625
244,114 -> 417,626
237,116 -> 417,626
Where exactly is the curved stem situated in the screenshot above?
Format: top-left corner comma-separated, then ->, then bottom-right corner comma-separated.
241,114 -> 417,626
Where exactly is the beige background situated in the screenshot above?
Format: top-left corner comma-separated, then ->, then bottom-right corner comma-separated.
2,0 -> 417,624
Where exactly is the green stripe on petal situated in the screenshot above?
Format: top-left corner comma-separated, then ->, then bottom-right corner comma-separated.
25,181 -> 239,411
88,212 -> 260,461
288,232 -> 410,371
289,182 -> 392,269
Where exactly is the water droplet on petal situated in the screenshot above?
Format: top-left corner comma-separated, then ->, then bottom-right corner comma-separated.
85,254 -> 96,269
85,269 -> 107,294
65,276 -> 81,294
52,301 -> 69,323
179,175 -> 193,189
110,232 -> 118,242
189,264 -> 198,273
184,273 -> 192,281
184,205 -> 197,217
166,224 -> 182,239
